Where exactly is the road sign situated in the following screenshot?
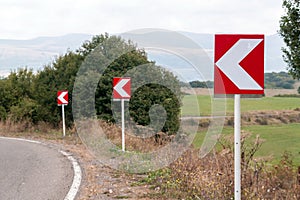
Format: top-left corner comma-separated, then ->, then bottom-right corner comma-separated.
57,90 -> 68,105
214,34 -> 264,94
57,90 -> 68,137
113,77 -> 131,99
112,77 -> 131,152
214,34 -> 264,200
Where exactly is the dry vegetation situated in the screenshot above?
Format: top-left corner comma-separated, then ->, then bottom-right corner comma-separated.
100,120 -> 173,153
142,133 -> 300,199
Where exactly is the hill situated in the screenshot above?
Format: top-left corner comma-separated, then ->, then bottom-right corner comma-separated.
0,32 -> 287,81
0,34 -> 92,76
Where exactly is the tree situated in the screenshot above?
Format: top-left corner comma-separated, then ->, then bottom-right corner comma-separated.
30,33 -> 182,133
127,64 -> 182,134
0,33 -> 181,134
0,68 -> 39,122
189,80 -> 214,88
33,51 -> 84,126
279,0 -> 300,79
75,34 -> 182,134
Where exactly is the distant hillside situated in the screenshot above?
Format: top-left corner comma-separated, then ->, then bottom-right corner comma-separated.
187,72 -> 297,89
181,32 -> 287,73
0,32 -> 287,81
123,31 -> 288,81
264,72 -> 297,89
0,34 -> 92,76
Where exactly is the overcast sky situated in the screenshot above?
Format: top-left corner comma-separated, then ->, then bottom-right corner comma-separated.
0,0 -> 284,39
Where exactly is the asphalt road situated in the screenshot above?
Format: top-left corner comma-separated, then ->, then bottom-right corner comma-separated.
0,138 -> 74,200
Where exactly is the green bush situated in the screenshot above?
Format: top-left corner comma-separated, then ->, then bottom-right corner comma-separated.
9,98 -> 39,123
0,106 -> 7,121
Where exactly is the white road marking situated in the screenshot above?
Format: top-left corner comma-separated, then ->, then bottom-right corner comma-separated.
60,150 -> 82,200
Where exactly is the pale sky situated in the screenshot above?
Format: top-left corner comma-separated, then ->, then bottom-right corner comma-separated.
0,0 -> 284,39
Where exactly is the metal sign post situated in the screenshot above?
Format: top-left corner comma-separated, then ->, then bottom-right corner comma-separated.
121,99 -> 125,151
62,104 -> 66,137
234,94 -> 241,200
214,35 -> 265,200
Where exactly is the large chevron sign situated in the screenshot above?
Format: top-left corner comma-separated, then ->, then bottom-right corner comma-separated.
214,34 -> 264,94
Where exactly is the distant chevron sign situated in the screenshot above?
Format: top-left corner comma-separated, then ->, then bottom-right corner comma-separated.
214,34 -> 264,94
57,90 -> 68,105
113,77 -> 131,99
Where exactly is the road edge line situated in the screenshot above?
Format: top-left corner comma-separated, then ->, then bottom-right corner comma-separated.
60,150 -> 82,200
0,136 -> 41,144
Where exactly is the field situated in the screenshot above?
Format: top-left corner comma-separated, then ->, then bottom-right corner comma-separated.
182,95 -> 300,116
109,95 -> 300,166
186,94 -> 300,166
193,123 -> 300,165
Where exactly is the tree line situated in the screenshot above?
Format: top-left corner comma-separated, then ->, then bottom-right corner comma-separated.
0,34 -> 181,134
186,72 -> 296,89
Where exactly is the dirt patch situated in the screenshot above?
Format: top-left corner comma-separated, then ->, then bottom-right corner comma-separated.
264,89 -> 298,97
182,87 -> 298,97
198,109 -> 300,128
240,109 -> 300,126
181,87 -> 212,95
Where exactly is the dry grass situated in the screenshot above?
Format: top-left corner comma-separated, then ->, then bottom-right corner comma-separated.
100,120 -> 173,153
143,133 -> 300,199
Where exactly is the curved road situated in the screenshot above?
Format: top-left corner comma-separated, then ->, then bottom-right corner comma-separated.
0,138 -> 74,200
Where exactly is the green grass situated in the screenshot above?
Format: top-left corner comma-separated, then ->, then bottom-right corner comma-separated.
182,95 -> 211,116
194,124 -> 300,166
244,124 -> 300,165
182,95 -> 300,116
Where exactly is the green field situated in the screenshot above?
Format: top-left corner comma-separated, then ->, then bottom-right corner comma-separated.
182,95 -> 300,116
193,123 -> 300,166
